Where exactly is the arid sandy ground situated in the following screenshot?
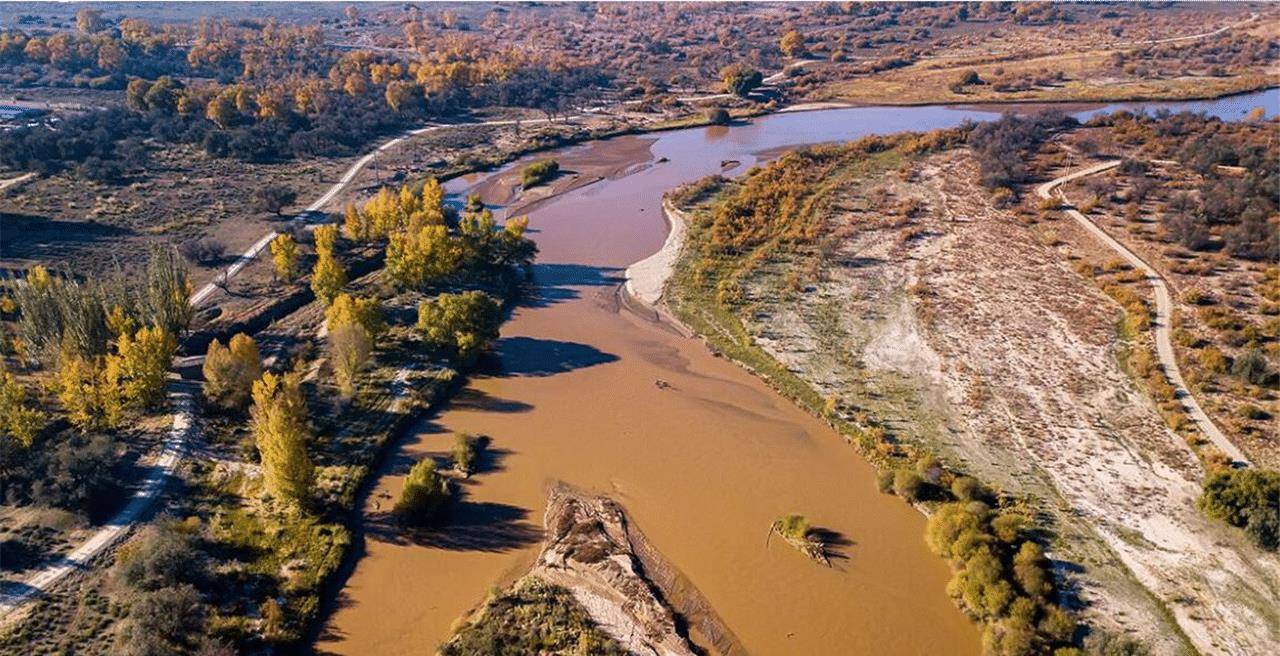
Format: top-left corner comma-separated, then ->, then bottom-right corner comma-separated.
733,150 -> 1280,654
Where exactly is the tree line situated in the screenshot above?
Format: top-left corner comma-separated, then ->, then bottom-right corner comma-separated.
0,248 -> 190,513
0,13 -> 608,179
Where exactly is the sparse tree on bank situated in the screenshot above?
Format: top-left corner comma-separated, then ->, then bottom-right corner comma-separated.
779,29 -> 805,58
325,294 -> 382,401
720,63 -> 763,97
395,458 -> 449,523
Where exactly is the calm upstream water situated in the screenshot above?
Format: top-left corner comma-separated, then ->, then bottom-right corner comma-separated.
316,88 -> 1277,655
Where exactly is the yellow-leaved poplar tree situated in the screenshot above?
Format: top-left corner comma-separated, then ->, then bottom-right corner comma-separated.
110,325 -> 176,411
325,293 -> 383,400
386,224 -> 461,289
0,368 -> 45,448
342,203 -> 369,243
202,333 -> 262,410
270,233 -> 300,282
311,225 -> 347,305
324,293 -> 385,341
57,353 -> 118,431
314,223 -> 338,254
250,372 -> 314,507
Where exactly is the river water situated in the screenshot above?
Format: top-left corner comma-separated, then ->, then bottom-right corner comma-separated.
316,88 -> 1277,656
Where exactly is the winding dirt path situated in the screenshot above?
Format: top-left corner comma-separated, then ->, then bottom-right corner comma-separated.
0,172 -> 34,193
1036,160 -> 1251,465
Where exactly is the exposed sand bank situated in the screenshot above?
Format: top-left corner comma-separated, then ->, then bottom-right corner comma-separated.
624,200 -> 686,306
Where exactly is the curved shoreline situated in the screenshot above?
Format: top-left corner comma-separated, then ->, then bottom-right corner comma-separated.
623,199 -> 686,307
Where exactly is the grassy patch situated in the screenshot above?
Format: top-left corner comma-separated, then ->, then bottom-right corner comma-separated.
440,578 -> 628,656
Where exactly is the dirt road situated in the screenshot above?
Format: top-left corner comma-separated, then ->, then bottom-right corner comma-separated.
1036,160 -> 1251,465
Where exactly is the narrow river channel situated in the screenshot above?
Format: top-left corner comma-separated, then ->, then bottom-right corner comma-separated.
315,89 -> 1277,655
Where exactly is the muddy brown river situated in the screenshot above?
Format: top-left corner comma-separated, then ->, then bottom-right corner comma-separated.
315,90 -> 1278,656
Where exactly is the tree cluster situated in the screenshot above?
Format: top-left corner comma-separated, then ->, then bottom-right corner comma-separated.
925,501 -> 1077,656
395,458 -> 450,524
1,252 -> 186,515
1199,468 -> 1279,551
344,180 -> 535,291
1089,110 -> 1278,261
109,519 -> 228,656
416,291 -> 502,365
967,110 -> 1077,191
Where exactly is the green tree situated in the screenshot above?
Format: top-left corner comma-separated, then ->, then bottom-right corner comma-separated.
451,432 -> 480,476
720,63 -> 763,97
1012,541 -> 1051,599
893,468 -> 925,501
416,291 -> 502,363
250,372 -> 314,507
1199,468 -> 1280,550
143,76 -> 183,113
925,503 -> 987,560
521,159 -> 560,188
395,458 -> 449,524
202,333 -> 261,410
143,246 -> 192,337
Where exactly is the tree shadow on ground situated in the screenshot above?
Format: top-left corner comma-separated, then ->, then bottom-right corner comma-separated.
520,262 -> 623,309
479,336 -> 618,378
809,527 -> 855,564
364,499 -> 541,553
0,212 -> 132,260
449,387 -> 533,414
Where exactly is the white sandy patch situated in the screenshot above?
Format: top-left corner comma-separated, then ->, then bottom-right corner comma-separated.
624,200 -> 687,306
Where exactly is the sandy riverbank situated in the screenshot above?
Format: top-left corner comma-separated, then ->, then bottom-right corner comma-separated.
623,200 -> 686,306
